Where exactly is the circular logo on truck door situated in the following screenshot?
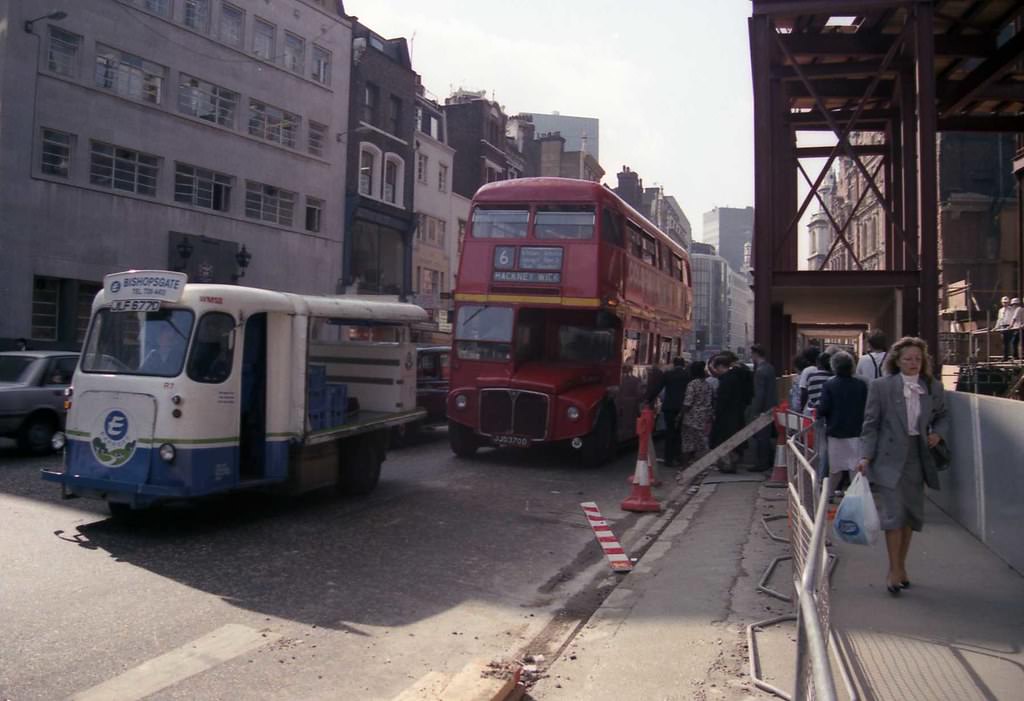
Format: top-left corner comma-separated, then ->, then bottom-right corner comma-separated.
91,409 -> 137,467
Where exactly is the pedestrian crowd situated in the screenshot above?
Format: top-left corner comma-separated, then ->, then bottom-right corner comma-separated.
644,329 -> 950,598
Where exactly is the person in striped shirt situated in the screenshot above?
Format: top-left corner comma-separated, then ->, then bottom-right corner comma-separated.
801,352 -> 833,413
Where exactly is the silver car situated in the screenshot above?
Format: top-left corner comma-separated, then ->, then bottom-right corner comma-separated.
0,351 -> 79,454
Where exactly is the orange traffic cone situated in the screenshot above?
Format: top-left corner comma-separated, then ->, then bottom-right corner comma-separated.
622,407 -> 662,513
766,406 -> 788,488
627,433 -> 663,487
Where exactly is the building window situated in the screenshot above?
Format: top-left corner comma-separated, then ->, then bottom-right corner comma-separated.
306,197 -> 323,233
351,222 -> 404,295
94,45 -> 164,104
32,277 -> 60,342
358,145 -> 379,196
388,96 -> 402,135
417,153 -> 428,183
41,129 -> 73,177
311,45 -> 331,84
253,18 -> 275,60
89,141 -> 159,196
438,163 -> 448,193
178,74 -> 238,128
384,161 -> 397,203
183,0 -> 211,33
174,163 -> 232,212
47,26 -> 81,77
134,0 -> 171,16
76,283 -> 102,343
363,83 -> 379,124
438,219 -> 446,246
383,155 -> 404,205
308,121 -> 326,157
248,100 -> 299,148
245,181 -> 295,226
219,3 -> 244,47
284,33 -> 304,73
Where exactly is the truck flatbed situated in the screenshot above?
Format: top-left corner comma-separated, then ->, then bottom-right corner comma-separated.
303,408 -> 427,447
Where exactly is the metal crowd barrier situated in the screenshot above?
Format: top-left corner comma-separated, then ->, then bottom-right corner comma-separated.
748,410 -> 857,701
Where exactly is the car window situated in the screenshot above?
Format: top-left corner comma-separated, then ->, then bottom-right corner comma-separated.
45,357 -> 78,386
0,356 -> 34,383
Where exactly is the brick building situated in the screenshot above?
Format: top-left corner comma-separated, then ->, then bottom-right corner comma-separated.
443,90 -> 525,200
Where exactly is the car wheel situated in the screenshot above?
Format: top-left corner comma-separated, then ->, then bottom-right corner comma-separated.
18,414 -> 57,455
448,420 -> 479,458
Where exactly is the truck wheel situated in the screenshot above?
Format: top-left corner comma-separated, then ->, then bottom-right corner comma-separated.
338,434 -> 383,495
448,420 -> 479,458
18,413 -> 57,455
580,410 -> 615,469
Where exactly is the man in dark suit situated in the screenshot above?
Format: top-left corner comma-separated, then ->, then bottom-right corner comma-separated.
748,344 -> 779,472
658,358 -> 690,466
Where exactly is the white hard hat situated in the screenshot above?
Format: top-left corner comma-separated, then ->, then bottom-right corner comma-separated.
1001,296 -> 1010,303
1013,297 -> 1022,305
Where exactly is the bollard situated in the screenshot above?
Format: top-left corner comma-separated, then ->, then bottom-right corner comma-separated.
766,406 -> 789,488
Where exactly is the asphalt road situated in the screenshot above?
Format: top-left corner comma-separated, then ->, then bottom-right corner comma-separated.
0,429 -> 649,700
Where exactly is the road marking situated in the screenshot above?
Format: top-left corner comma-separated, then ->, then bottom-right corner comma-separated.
580,502 -> 633,572
70,624 -> 279,701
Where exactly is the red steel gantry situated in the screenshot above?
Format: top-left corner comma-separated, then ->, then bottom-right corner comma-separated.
749,0 -> 1024,369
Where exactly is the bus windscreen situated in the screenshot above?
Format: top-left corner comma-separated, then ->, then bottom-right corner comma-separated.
535,205 -> 595,240
471,208 -> 529,238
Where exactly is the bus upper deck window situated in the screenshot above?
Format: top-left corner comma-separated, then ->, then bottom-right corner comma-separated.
600,209 -> 623,246
471,208 -> 529,238
535,205 -> 595,240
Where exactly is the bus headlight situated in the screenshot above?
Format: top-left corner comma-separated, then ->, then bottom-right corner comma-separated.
159,443 -> 176,463
454,394 -> 468,410
567,406 -> 580,421
51,432 -> 66,451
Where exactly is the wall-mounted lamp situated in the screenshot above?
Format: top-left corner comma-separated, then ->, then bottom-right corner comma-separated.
24,10 -> 67,33
232,244 -> 252,283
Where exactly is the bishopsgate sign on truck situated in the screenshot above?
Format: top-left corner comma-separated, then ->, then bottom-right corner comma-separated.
104,270 -> 187,304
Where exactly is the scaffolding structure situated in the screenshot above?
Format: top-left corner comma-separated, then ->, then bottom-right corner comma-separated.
749,0 -> 1024,370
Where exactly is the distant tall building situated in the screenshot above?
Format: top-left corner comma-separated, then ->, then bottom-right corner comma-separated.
703,206 -> 753,274
643,187 -> 692,250
688,248 -> 728,359
519,112 -> 599,160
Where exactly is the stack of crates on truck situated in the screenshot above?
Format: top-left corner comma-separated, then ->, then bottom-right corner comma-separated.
308,364 -> 327,430
326,382 -> 348,428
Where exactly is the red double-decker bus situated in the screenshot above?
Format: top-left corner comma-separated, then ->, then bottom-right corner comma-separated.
446,177 -> 693,466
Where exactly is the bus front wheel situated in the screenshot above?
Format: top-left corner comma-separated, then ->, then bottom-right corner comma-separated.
580,410 -> 615,469
448,421 -> 479,458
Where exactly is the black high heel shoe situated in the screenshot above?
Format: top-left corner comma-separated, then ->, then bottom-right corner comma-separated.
900,580 -> 911,589
886,581 -> 902,596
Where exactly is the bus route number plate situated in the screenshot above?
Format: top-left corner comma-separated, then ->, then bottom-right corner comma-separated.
110,300 -> 161,313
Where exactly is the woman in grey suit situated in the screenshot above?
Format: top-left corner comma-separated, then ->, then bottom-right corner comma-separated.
857,337 -> 949,595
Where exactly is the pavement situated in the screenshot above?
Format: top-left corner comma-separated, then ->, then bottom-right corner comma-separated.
528,458 -> 1024,701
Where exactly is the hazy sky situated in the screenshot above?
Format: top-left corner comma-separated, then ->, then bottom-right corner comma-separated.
351,0 -> 756,242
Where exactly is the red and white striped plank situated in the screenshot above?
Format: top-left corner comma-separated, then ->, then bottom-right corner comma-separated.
580,502 -> 633,572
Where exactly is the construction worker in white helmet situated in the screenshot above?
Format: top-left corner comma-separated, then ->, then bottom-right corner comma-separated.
1009,297 -> 1023,361
994,295 -> 1015,360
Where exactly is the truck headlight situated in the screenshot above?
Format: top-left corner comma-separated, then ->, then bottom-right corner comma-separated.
566,406 -> 580,421
51,432 -> 66,451
455,394 -> 468,410
159,443 -> 176,463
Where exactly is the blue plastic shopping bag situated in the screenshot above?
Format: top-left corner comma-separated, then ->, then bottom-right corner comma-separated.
832,472 -> 880,545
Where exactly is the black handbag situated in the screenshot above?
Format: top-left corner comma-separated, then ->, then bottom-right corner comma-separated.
930,440 -> 951,471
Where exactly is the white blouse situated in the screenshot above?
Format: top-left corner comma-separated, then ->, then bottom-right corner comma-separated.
902,374 -> 924,436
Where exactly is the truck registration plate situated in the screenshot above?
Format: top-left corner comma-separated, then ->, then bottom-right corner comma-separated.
492,435 -> 530,448
110,300 -> 161,312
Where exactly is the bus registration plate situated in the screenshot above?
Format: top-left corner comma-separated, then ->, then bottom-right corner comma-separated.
110,300 -> 161,312
492,435 -> 530,448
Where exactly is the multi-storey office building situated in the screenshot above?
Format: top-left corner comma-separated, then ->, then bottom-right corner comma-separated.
688,242 -> 729,360
702,206 -> 753,275
342,21 -> 417,297
0,0 -> 352,349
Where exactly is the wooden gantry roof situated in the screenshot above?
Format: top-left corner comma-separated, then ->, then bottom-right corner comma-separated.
754,0 -> 1024,132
